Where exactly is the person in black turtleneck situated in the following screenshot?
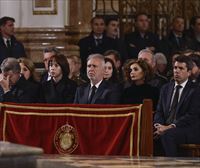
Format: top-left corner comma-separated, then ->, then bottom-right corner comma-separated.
121,59 -> 159,110
40,54 -> 77,104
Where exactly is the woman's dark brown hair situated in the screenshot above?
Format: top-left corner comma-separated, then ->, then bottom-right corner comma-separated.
125,59 -> 153,82
48,54 -> 70,79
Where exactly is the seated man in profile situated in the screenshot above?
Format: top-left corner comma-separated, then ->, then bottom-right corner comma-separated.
74,54 -> 120,104
0,57 -> 40,103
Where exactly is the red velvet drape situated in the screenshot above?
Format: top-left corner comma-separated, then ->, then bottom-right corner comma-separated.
0,103 -> 142,156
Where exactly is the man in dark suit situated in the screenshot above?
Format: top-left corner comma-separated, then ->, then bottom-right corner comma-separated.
154,55 -> 200,156
124,13 -> 160,59
185,16 -> 200,51
160,17 -> 188,64
78,16 -> 119,71
74,54 -> 120,104
0,16 -> 26,64
0,57 -> 40,103
105,17 -> 127,63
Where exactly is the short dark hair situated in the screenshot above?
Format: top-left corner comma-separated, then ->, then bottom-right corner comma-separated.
189,54 -> 200,68
189,16 -> 200,28
135,13 -> 149,22
104,50 -> 121,61
172,16 -> 184,23
0,16 -> 15,26
49,54 -> 70,78
105,16 -> 118,26
174,55 -> 194,71
90,16 -> 105,24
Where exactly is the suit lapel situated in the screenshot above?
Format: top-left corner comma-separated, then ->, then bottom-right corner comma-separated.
166,82 -> 175,113
83,85 -> 90,104
176,81 -> 192,111
91,81 -> 105,104
0,37 -> 6,47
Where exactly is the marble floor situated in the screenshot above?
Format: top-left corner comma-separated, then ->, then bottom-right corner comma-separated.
36,155 -> 200,168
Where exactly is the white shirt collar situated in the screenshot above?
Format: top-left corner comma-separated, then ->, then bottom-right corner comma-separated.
90,80 -> 103,89
175,79 -> 188,89
93,34 -> 103,40
3,37 -> 11,46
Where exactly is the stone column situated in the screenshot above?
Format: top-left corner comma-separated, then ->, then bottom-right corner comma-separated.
68,0 -> 93,27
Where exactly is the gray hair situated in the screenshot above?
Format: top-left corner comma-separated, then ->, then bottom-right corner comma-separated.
87,53 -> 105,66
154,52 -> 167,64
43,47 -> 60,54
138,48 -> 153,56
138,48 -> 155,63
1,57 -> 21,73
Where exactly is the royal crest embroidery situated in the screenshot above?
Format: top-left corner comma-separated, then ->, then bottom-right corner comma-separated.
54,124 -> 78,154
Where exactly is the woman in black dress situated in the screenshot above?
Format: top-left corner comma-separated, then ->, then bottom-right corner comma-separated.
41,54 -> 77,104
121,59 -> 159,109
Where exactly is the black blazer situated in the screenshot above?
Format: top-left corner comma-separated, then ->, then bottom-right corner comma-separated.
0,35 -> 26,64
74,80 -> 120,104
78,33 -> 119,71
154,80 -> 198,127
124,31 -> 160,59
41,77 -> 77,104
1,76 -> 40,103
159,31 -> 188,60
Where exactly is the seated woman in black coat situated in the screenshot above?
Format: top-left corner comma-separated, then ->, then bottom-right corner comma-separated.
121,59 -> 159,109
41,54 -> 77,104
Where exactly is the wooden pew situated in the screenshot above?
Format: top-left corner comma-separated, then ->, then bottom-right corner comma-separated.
140,99 -> 153,156
179,144 -> 200,157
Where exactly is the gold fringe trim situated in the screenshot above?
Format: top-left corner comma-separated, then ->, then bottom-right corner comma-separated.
2,103 -> 143,156
0,103 -> 141,112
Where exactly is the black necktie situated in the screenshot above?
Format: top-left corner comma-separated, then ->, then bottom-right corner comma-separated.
6,39 -> 12,56
96,39 -> 102,46
166,85 -> 182,124
177,37 -> 182,47
88,86 -> 96,104
6,39 -> 11,48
